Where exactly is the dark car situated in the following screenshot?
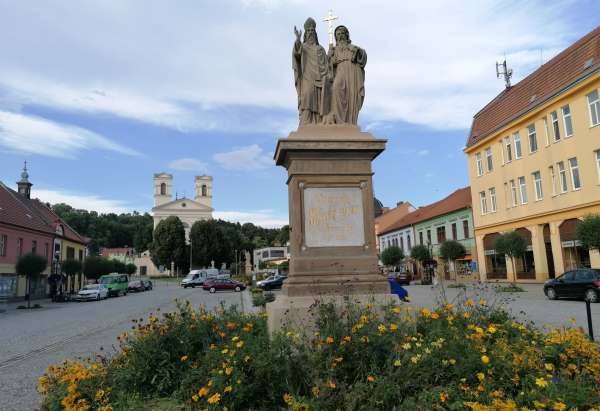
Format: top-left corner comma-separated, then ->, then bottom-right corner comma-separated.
544,269 -> 600,302
141,280 -> 153,291
203,278 -> 246,293
257,275 -> 286,290
388,271 -> 412,286
128,280 -> 145,292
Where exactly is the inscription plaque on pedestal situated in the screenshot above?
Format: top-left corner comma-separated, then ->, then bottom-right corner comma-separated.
303,187 -> 364,247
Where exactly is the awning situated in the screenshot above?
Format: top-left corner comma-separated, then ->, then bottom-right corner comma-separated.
457,255 -> 472,261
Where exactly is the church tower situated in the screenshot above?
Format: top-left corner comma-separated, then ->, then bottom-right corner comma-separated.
194,175 -> 212,209
153,173 -> 173,207
17,161 -> 32,199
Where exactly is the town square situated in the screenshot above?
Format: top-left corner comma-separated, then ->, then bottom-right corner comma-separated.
1,1 -> 600,410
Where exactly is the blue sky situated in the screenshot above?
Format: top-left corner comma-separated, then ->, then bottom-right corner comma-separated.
0,0 -> 598,227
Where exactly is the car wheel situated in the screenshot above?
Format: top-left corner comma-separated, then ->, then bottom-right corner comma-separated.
585,289 -> 598,303
209,287 -> 216,293
234,286 -> 241,292
546,287 -> 557,300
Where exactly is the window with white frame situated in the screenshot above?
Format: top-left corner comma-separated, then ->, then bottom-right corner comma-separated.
489,187 -> 497,212
504,136 -> 512,162
513,132 -> 522,159
527,124 -> 538,153
475,152 -> 483,176
558,161 -> 568,193
543,117 -> 550,146
551,111 -> 561,141
499,141 -> 505,164
562,105 -> 573,137
569,157 -> 581,190
503,182 -> 509,208
510,179 -> 517,207
518,176 -> 528,204
588,90 -> 600,126
479,191 -> 488,214
549,165 -> 556,196
595,150 -> 600,182
485,147 -> 493,172
532,171 -> 543,201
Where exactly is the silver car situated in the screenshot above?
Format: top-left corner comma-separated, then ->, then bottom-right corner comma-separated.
74,284 -> 109,301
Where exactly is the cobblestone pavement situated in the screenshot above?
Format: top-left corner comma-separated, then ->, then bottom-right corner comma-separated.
0,280 -> 253,411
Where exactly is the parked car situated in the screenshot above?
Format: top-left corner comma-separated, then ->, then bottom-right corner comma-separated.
203,278 -> 246,293
128,280 -> 146,292
388,271 -> 412,285
181,269 -> 220,288
99,273 -> 129,297
544,269 -> 600,302
142,279 -> 153,291
74,284 -> 109,301
256,275 -> 286,290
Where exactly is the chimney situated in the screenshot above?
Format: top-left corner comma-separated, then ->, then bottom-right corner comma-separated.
396,201 -> 404,207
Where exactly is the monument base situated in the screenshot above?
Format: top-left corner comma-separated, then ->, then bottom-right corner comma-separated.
266,293 -> 400,335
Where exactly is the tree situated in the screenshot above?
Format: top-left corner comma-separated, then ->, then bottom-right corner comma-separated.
380,246 -> 404,270
15,253 -> 47,308
410,244 -> 431,278
150,216 -> 188,274
62,259 -> 82,294
126,263 -> 137,276
576,214 -> 600,250
494,231 -> 527,283
439,240 -> 467,278
190,219 -> 231,269
111,260 -> 127,274
83,256 -> 113,281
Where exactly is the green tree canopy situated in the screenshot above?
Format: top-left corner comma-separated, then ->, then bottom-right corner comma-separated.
380,246 -> 404,269
111,260 -> 127,274
150,216 -> 188,271
83,256 -> 113,280
410,244 -> 431,262
126,263 -> 137,275
190,219 -> 231,269
494,231 -> 527,282
16,253 -> 48,308
62,259 -> 82,277
439,240 -> 467,262
576,214 -> 600,250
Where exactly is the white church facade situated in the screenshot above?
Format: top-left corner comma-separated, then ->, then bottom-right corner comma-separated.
151,173 -> 214,240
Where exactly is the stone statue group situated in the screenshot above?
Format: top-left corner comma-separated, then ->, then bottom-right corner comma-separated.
293,18 -> 367,127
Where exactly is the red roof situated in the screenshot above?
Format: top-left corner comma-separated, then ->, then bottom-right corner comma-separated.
28,199 -> 87,244
467,25 -> 600,148
379,187 -> 472,236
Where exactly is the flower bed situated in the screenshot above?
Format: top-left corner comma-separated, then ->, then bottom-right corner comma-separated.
39,299 -> 600,410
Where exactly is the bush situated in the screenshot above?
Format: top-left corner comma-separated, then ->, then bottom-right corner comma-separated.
39,300 -> 600,411
251,291 -> 275,307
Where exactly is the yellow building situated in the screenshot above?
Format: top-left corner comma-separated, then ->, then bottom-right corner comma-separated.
465,27 -> 600,283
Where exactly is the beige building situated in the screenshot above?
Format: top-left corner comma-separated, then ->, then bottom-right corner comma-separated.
465,27 -> 600,283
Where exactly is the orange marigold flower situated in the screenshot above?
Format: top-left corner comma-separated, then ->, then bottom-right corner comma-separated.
367,375 -> 375,382
439,392 -> 448,402
180,355 -> 188,362
226,322 -> 237,330
198,387 -> 209,397
327,381 -> 336,389
207,392 -> 221,404
283,393 -> 293,404
343,335 -> 352,343
325,336 -> 334,344
430,313 -> 440,319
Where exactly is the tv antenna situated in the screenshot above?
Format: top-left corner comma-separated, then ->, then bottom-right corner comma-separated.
496,59 -> 513,89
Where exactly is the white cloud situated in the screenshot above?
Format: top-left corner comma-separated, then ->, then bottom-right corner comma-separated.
417,149 -> 430,156
0,111 -> 139,158
214,210 -> 288,228
33,188 -> 134,214
213,145 -> 273,171
168,158 -> 209,173
0,1 -> 578,132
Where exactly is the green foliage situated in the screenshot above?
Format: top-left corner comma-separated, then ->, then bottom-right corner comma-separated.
83,256 -> 114,280
111,260 -> 127,274
125,263 -> 137,275
39,300 -> 600,411
62,259 -> 82,277
380,246 -> 404,268
576,214 -> 600,250
150,216 -> 188,271
16,253 -> 47,279
251,291 -> 275,307
494,231 -> 527,260
410,244 -> 431,262
439,240 -> 467,261
190,219 -> 230,268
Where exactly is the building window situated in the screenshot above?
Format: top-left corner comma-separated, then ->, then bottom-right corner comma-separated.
427,230 -> 432,245
407,235 -> 411,250
475,152 -> 483,176
569,157 -> 581,190
462,220 -> 469,239
532,171 -> 543,201
543,117 -> 550,146
0,234 -> 6,257
527,124 -> 538,153
451,223 -> 457,240
399,237 -> 404,251
202,184 -> 208,196
17,238 -> 23,257
551,111 -> 561,141
510,180 -> 517,207
499,141 -> 505,164
32,240 -> 37,254
489,187 -> 497,212
549,166 -> 556,196
513,132 -> 522,159
518,176 -> 528,204
419,231 -> 423,245
504,136 -> 512,162
160,182 -> 166,195
558,161 -> 568,193
67,246 -> 75,260
485,148 -> 493,172
588,90 -> 600,126
562,105 -> 573,137
479,191 -> 488,214
595,151 -> 600,182
436,226 -> 446,243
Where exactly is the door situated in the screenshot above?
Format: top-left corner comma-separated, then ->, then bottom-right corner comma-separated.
555,271 -> 575,297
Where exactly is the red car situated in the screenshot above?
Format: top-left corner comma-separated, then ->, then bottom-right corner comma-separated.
202,278 -> 246,293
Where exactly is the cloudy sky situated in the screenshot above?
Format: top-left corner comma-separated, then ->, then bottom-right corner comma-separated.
0,0 -> 597,227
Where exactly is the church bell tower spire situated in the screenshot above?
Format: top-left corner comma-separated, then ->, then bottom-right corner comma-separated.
17,161 -> 33,199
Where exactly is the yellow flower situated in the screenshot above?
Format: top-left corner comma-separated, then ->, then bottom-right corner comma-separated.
225,367 -> 233,376
95,389 -> 105,401
231,336 -> 239,342
465,299 -> 474,306
191,394 -> 199,402
430,313 -> 440,319
463,312 -> 471,319
481,355 -> 490,365
180,355 -> 188,362
439,391 -> 449,402
544,363 -> 554,372
402,343 -> 411,350
283,393 -> 293,404
445,303 -> 454,310
449,358 -> 456,365
391,307 -> 401,314
207,393 -> 221,404
343,335 -> 352,343
311,386 -> 320,397
535,377 -> 548,388
367,375 -> 375,382
389,323 -> 398,331
327,381 -> 336,389
394,359 -> 401,367
479,299 -> 487,306
325,336 -> 334,344
221,348 -> 229,354
334,357 -> 343,363
236,341 -> 244,348
377,324 -> 387,333
420,308 -> 431,317
224,386 -> 232,393
476,372 -> 485,381
487,325 -> 497,334
361,336 -> 369,343
360,315 -> 369,323
198,386 -> 209,397
552,403 -> 567,411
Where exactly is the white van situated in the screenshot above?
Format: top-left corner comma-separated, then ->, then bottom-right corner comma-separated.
181,268 -> 220,288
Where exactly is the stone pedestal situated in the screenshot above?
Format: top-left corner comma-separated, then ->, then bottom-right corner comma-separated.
267,125 -> 389,331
